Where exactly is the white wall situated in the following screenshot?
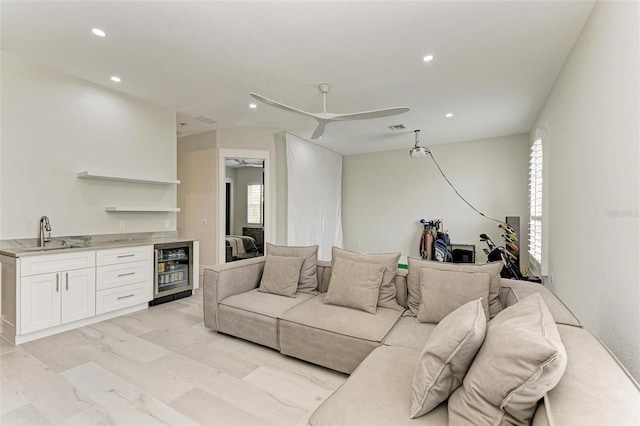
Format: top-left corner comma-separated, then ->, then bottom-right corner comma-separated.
177,127 -> 282,268
177,131 -> 216,279
343,134 -> 530,263
0,53 -> 177,239
275,133 -> 288,245
531,0 -> 639,379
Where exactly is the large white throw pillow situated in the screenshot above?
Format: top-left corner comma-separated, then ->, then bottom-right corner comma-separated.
410,298 -> 487,418
448,293 -> 567,425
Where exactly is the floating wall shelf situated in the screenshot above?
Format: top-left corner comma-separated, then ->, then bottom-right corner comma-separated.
77,171 -> 180,185
105,207 -> 181,213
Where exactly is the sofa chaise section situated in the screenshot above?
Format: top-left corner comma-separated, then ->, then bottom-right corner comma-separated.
308,345 -> 448,426
279,295 -> 403,374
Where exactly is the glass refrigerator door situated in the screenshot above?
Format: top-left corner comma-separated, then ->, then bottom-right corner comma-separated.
155,246 -> 191,297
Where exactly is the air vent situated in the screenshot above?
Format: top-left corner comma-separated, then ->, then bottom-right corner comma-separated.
388,124 -> 406,131
194,116 -> 217,125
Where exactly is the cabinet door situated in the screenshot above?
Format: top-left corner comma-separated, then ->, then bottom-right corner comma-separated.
61,268 -> 96,324
20,272 -> 62,333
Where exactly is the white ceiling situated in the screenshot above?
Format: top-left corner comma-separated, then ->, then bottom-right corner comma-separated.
1,1 -> 595,155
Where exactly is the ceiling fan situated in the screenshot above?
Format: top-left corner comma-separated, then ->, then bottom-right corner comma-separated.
250,83 -> 410,140
228,158 -> 264,168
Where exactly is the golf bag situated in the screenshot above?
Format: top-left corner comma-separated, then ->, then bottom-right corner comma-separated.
419,219 -> 453,262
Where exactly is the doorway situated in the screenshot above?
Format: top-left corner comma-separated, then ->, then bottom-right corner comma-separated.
218,149 -> 270,264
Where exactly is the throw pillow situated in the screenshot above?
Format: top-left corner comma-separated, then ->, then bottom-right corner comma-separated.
324,257 -> 385,314
417,267 -> 490,323
407,258 -> 503,318
258,255 -> 305,297
332,246 -> 402,311
410,298 -> 487,418
448,293 -> 567,425
266,243 -> 319,293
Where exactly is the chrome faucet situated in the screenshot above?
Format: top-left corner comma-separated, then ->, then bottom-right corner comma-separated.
39,215 -> 52,247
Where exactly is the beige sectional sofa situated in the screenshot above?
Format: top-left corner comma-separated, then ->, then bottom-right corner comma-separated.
203,256 -> 640,425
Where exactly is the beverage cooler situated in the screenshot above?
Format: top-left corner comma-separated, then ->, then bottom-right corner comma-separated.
151,242 -> 193,306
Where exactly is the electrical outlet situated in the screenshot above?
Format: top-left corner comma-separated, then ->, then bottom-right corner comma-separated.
201,218 -> 208,226
164,220 -> 170,229
119,221 -> 126,230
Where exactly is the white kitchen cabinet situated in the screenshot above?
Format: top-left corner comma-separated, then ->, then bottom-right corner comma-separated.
0,243 -> 157,345
19,272 -> 60,333
96,245 -> 153,314
20,267 -> 96,334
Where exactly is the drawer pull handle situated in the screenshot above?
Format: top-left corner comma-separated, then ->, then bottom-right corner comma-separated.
117,294 -> 135,300
66,272 -> 69,291
117,254 -> 135,258
117,272 -> 136,277
56,274 -> 59,292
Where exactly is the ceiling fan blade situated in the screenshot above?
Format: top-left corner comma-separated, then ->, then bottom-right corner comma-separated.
250,93 -> 319,119
311,120 -> 328,140
331,106 -> 410,121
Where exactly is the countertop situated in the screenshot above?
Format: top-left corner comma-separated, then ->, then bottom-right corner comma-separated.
0,232 -> 198,258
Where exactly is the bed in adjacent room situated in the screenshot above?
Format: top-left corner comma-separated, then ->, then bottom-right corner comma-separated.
225,235 -> 259,262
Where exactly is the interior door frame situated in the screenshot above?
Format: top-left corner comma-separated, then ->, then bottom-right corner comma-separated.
225,177 -> 234,235
218,148 -> 271,264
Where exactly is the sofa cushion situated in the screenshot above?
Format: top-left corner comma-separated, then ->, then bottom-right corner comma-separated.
411,298 -> 486,418
218,289 -> 315,349
324,257 -> 385,314
266,243 -> 319,293
448,293 -> 567,425
308,346 -> 448,426
383,315 -> 437,350
417,268 -> 490,323
279,295 -> 403,373
332,247 -> 402,311
407,258 -> 502,318
258,255 -> 304,297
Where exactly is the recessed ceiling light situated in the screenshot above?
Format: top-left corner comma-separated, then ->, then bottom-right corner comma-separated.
110,76 -> 121,83
249,103 -> 257,109
423,55 -> 434,62
92,28 -> 106,37
445,113 -> 454,118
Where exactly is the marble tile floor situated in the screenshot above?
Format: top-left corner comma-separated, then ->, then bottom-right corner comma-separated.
0,289 -> 347,425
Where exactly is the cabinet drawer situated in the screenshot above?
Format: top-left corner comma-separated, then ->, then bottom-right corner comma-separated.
96,282 -> 151,315
21,251 -> 95,277
96,260 -> 152,291
96,245 -> 152,266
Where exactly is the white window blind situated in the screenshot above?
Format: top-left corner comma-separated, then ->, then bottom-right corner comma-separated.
247,183 -> 263,225
529,137 -> 543,266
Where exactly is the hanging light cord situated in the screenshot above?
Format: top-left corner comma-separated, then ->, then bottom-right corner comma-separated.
426,149 -> 504,224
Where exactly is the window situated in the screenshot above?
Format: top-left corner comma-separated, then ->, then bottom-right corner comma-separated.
247,183 -> 263,225
528,136 -> 543,268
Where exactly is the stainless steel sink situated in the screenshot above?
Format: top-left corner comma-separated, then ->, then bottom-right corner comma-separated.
19,242 -> 83,252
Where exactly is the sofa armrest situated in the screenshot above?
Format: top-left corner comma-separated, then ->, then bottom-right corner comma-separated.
500,279 -> 582,327
203,256 -> 266,331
